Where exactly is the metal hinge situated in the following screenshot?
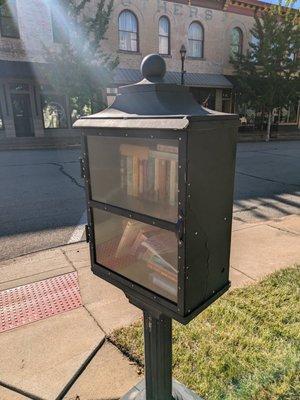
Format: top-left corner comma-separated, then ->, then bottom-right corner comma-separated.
80,157 -> 85,179
85,225 -> 90,243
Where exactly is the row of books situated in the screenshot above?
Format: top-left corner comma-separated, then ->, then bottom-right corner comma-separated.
120,144 -> 179,206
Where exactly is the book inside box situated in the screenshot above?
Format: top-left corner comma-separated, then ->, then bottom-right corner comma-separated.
93,208 -> 178,303
87,136 -> 179,223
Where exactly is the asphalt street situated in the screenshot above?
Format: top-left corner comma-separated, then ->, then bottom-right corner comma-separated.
0,141 -> 299,261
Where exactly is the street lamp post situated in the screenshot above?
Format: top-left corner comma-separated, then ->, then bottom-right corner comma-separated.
180,44 -> 187,85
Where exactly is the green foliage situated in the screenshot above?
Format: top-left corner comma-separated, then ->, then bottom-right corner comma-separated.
231,3 -> 300,118
112,266 -> 300,400
43,0 -> 118,116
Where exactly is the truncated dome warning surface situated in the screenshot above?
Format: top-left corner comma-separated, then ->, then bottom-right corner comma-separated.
0,272 -> 82,333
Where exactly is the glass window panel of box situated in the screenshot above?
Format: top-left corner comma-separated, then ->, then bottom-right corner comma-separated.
87,136 -> 179,223
93,208 -> 178,303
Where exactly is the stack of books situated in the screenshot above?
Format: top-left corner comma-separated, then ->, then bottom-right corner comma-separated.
98,220 -> 178,298
120,143 -> 178,206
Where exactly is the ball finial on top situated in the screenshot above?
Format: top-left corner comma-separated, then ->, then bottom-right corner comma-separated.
141,54 -> 166,82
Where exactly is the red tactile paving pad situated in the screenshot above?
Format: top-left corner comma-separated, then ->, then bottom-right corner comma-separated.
0,272 -> 82,333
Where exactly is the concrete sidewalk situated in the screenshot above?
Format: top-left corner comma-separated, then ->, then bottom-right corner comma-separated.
0,214 -> 299,400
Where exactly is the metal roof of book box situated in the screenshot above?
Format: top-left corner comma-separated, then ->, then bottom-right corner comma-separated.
73,54 -> 238,131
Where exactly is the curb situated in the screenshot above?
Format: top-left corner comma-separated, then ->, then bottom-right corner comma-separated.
0,239 -> 86,266
0,136 -> 81,151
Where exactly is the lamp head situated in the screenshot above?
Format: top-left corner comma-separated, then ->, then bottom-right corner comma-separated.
180,44 -> 187,59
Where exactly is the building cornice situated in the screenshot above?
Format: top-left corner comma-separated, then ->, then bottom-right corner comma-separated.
165,0 -> 296,17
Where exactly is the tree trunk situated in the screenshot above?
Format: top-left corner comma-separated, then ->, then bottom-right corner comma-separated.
261,108 -> 265,131
266,112 -> 272,142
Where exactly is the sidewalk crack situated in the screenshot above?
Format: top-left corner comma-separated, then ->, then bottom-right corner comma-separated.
60,249 -> 77,271
266,224 -> 299,236
233,206 -> 259,214
59,253 -> 107,335
0,380 -> 44,400
82,304 -> 107,335
231,266 -> 257,282
236,170 -> 300,188
55,337 -> 106,400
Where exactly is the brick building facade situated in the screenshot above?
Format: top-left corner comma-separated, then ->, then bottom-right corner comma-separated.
103,0 -> 255,112
0,0 -> 73,139
0,0 -> 299,139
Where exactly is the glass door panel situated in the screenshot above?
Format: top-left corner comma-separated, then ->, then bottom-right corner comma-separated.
11,93 -> 34,137
87,136 -> 179,223
93,208 -> 178,303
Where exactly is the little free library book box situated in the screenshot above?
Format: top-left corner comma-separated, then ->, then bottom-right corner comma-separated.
74,54 -> 238,400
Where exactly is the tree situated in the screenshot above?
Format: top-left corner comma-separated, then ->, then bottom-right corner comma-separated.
231,2 -> 300,140
43,0 -> 118,118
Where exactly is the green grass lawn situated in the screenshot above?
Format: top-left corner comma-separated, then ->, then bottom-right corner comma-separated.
112,266 -> 300,400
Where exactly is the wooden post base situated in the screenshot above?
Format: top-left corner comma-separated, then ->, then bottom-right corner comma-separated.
121,379 -> 204,400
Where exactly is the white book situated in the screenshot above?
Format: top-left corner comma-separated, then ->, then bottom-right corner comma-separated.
152,275 -> 177,297
169,159 -> 176,206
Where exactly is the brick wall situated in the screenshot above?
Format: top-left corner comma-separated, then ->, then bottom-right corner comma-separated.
0,0 -> 255,74
102,0 -> 255,76
0,0 -> 55,63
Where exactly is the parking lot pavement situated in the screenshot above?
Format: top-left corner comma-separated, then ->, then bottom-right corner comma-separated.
233,141 -> 300,222
0,141 -> 299,261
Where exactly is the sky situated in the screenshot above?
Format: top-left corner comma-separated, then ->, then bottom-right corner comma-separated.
265,0 -> 300,8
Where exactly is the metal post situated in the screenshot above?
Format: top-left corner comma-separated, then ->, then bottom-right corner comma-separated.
181,57 -> 185,86
143,311 -> 173,400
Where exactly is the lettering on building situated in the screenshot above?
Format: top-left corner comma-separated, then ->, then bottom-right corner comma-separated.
155,0 -> 214,21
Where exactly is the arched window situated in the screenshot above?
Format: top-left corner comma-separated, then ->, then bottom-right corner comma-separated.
0,0 -> 19,38
118,10 -> 138,52
250,33 -> 260,48
188,22 -> 204,58
250,33 -> 259,60
231,28 -> 243,58
159,16 -> 170,55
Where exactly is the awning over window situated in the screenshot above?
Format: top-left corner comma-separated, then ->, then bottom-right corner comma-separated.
0,61 -> 233,90
114,68 -> 233,89
0,60 -> 37,78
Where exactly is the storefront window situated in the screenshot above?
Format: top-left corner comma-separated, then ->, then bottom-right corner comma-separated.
190,87 -> 216,110
41,94 -> 68,129
277,101 -> 299,124
69,97 -> 92,125
222,89 -> 232,113
9,83 -> 29,92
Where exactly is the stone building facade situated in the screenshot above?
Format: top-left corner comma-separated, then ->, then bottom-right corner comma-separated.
0,0 -> 299,139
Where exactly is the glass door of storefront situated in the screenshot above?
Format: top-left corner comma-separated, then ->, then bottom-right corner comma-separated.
10,87 -> 34,137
